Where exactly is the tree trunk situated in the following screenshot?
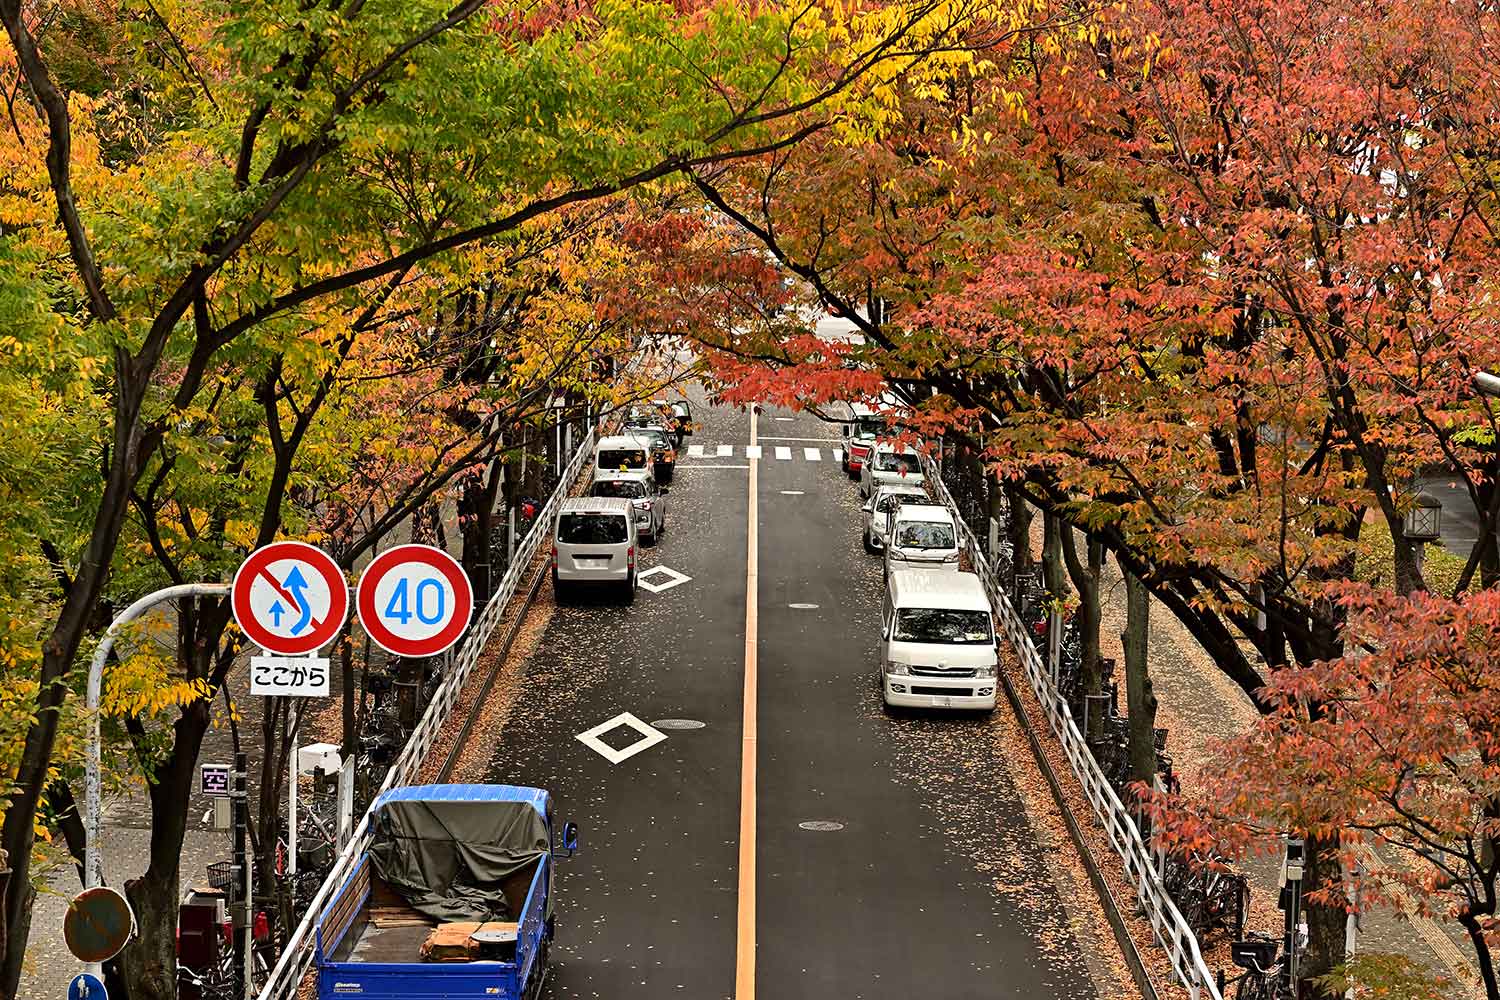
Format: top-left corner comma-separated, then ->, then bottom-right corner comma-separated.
1122,571 -> 1157,784
1006,484 -> 1033,598
1060,526 -> 1105,739
1298,833 -> 1349,999
118,702 -> 212,1000
1042,511 -> 1066,600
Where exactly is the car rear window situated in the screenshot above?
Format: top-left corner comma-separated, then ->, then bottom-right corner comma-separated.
894,609 -> 991,644
592,480 -> 646,500
558,513 -> 629,545
598,448 -> 647,470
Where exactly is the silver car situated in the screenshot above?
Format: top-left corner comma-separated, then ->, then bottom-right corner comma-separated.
552,498 -> 639,603
591,470 -> 668,544
862,484 -> 927,554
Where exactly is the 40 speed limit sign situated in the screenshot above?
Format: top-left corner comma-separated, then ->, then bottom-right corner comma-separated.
356,545 -> 474,657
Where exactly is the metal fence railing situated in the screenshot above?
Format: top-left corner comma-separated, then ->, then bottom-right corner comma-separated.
256,427 -> 598,1000
922,454 -> 1223,1000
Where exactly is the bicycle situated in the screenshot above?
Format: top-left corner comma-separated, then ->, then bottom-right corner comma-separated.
1227,931 -> 1294,1000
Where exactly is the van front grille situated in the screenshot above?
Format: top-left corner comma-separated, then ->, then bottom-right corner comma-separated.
911,685 -> 974,696
911,666 -> 976,677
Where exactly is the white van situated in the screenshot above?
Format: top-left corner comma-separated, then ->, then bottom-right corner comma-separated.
884,503 -> 960,574
595,435 -> 651,475
590,470 -> 667,544
552,497 -> 638,603
859,445 -> 924,497
879,570 -> 997,711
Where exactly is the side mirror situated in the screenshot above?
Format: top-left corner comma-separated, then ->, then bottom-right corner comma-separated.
559,821 -> 580,858
862,500 -> 874,513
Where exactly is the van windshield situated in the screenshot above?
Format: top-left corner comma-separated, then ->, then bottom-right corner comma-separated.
558,513 -> 629,545
875,452 -> 921,474
894,609 -> 991,644
598,448 -> 647,470
896,522 -> 955,549
592,480 -> 647,500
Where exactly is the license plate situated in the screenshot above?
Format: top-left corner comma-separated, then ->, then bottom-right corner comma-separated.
578,558 -> 610,569
931,696 -> 953,708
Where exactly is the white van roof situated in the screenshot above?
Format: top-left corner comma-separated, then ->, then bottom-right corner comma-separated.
891,503 -> 954,527
559,497 -> 634,516
597,434 -> 652,450
888,569 -> 991,612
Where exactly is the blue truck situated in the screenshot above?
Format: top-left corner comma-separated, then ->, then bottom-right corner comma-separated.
314,784 -> 576,1000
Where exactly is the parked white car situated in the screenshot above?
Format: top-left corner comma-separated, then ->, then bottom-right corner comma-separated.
594,434 -> 651,475
883,503 -> 960,575
879,569 -> 997,712
552,498 -> 638,603
590,470 -> 668,545
859,445 -> 923,497
862,484 -> 928,554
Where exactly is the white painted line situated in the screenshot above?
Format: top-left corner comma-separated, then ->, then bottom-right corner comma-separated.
638,565 -> 693,593
803,448 -> 821,461
759,436 -> 841,442
688,444 -> 705,457
774,416 -> 793,422
575,711 -> 668,765
775,447 -> 792,460
678,464 -> 749,470
745,445 -> 762,460
788,603 -> 820,609
717,444 -> 734,457
832,449 -> 842,461
779,490 -> 804,496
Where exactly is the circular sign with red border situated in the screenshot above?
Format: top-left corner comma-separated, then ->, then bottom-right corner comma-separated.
231,541 -> 349,655
356,545 -> 474,657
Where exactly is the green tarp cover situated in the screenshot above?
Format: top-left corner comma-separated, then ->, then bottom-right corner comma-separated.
368,798 -> 548,923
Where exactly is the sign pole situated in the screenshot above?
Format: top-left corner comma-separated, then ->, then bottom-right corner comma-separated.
233,750 -> 251,1000
288,721 -> 297,879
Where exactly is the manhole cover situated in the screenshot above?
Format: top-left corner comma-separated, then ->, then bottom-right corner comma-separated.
798,820 -> 845,832
652,719 -> 706,730
788,603 -> 820,609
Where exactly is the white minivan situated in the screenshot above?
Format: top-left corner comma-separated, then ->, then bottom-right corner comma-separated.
879,569 -> 997,711
595,435 -> 651,475
883,503 -> 960,575
552,497 -> 638,603
859,445 -> 924,497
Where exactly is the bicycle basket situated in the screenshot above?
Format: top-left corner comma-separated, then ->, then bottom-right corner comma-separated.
1231,937 -> 1277,971
207,861 -> 236,893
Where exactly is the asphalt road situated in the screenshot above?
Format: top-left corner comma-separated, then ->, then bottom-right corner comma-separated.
482,395 -> 1103,998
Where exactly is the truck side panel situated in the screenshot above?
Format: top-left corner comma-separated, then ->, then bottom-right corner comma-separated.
516,856 -> 551,991
319,962 -> 519,1000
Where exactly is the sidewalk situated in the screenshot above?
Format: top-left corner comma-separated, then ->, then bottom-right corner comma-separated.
1087,559 -> 1483,997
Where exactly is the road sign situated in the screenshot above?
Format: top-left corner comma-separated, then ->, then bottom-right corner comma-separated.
63,887 -> 134,964
201,763 -> 230,796
231,541 -> 348,655
250,655 -> 330,697
68,973 -> 106,1000
356,545 -> 474,657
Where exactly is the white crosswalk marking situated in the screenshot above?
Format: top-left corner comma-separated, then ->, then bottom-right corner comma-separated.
745,445 -> 762,459
688,444 -> 704,457
803,448 -> 821,461
775,447 -> 792,460
833,448 -> 843,461
717,444 -> 733,457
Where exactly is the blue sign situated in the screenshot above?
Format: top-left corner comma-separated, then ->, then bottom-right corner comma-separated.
68,973 -> 107,1000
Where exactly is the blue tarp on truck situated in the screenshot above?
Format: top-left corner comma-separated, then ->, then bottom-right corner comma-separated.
315,784 -> 559,1000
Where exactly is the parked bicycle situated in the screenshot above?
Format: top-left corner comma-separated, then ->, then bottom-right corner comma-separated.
1226,931 -> 1294,1000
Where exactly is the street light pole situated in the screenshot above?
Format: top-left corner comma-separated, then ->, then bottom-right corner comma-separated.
84,582 -> 231,974
1476,370 -> 1500,399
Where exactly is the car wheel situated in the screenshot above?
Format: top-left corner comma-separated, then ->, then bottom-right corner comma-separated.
552,571 -> 569,605
624,572 -> 637,604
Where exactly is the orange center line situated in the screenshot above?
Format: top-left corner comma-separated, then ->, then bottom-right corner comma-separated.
735,406 -> 759,1000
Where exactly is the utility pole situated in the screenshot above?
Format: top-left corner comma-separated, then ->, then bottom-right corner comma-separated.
233,750 -> 252,1000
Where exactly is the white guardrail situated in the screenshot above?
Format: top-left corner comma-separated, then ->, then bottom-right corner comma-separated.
257,427 -> 598,1000
923,455 -> 1223,1000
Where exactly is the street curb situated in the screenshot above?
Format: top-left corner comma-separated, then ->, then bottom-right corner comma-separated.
994,645 -> 1163,1000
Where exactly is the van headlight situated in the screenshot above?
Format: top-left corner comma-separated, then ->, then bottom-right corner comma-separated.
884,659 -> 909,676
975,664 -> 996,678
942,552 -> 960,563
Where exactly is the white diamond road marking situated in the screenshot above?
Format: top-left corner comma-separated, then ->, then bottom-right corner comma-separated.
745,445 -> 762,459
575,711 -> 667,765
637,565 -> 692,593
688,444 -> 704,457
775,447 -> 792,460
803,448 -> 821,461
717,444 -> 734,457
